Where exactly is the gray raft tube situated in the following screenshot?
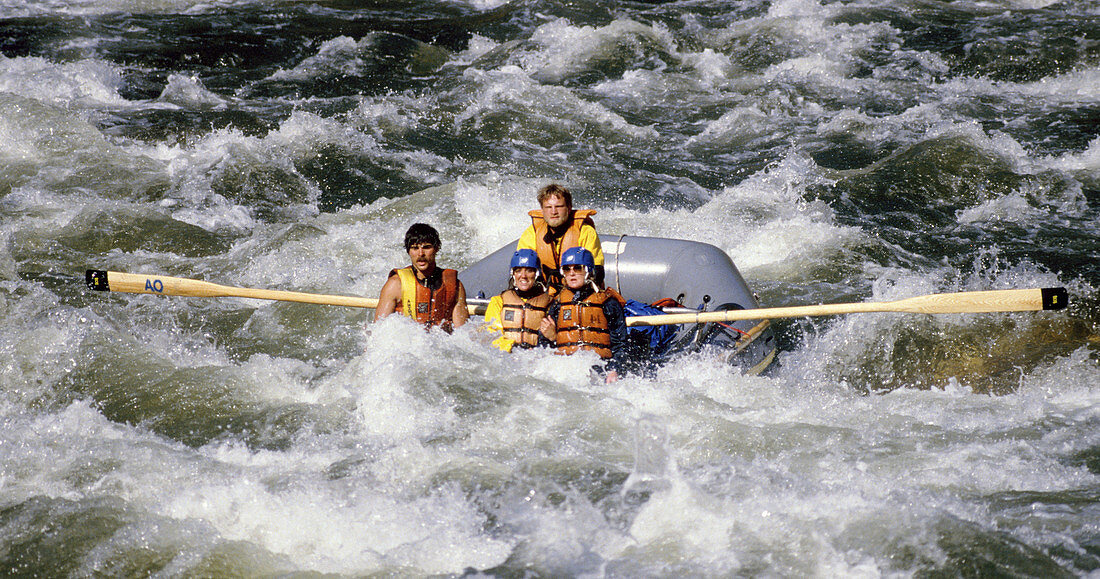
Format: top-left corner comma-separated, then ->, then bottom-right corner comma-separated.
461,235 -> 778,374
461,235 -> 760,314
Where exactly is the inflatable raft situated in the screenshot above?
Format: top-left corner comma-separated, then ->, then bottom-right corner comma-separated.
461,235 -> 778,375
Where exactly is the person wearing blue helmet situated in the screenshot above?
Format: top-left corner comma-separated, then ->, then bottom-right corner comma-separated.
539,247 -> 628,382
483,249 -> 553,352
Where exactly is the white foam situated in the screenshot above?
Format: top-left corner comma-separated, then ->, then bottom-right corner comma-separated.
816,110 -> 897,146
5,266 -> 1095,575
1044,137 -> 1100,189
0,302 -> 87,403
683,48 -> 735,84
1018,67 -> 1100,101
596,152 -> 864,275
269,32 -> 450,84
522,18 -> 675,85
970,0 -> 1072,9
956,176 -> 1089,227
456,66 -> 658,141
776,259 -> 1069,393
452,33 -> 500,65
157,74 -> 227,109
592,68 -> 716,116
626,478 -> 741,568
457,0 -> 510,9
0,0 -> 252,17
3,0 -> 1097,574
607,337 -> 1099,573
1,317 -> 523,575
140,113 -> 337,233
764,53 -> 854,85
350,94 -> 426,137
0,106 -> 44,168
956,188 -> 1043,225
685,105 -> 772,149
0,55 -> 128,107
767,0 -> 831,19
161,472 -> 512,574
0,232 -> 15,281
268,36 -> 365,83
452,174 -> 552,256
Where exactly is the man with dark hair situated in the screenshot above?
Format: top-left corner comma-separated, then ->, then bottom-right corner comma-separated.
376,223 -> 469,331
517,183 -> 604,290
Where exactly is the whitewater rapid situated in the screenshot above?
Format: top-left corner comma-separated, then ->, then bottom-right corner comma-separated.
2,0 -> 1098,575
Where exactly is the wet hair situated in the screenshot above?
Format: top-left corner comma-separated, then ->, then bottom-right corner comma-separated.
404,223 -> 441,250
536,183 -> 572,208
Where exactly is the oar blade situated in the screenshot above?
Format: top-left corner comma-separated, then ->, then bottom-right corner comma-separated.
84,269 -> 383,309
897,287 -> 1069,314
86,269 -> 109,291
1042,287 -> 1068,310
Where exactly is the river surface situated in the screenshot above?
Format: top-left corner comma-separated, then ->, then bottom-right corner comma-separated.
2,0 -> 1099,576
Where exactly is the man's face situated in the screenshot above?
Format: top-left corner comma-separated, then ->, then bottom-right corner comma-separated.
561,264 -> 587,290
512,267 -> 538,291
540,194 -> 571,229
407,242 -> 438,276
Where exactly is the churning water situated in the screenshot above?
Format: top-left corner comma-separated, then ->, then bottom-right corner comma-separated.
1,0 -> 1098,575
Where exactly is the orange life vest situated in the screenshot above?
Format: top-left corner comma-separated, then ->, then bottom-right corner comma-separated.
391,266 -> 459,332
553,286 -> 618,358
528,208 -> 597,286
499,289 -> 552,349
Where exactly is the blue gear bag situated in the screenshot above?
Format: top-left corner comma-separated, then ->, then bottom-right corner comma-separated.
624,299 -> 677,355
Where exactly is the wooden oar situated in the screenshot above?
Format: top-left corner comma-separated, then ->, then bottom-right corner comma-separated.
86,269 -> 497,315
87,270 -> 1067,326
625,287 -> 1068,327
86,269 -> 382,309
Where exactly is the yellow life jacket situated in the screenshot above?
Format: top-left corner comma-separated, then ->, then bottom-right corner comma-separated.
391,266 -> 459,332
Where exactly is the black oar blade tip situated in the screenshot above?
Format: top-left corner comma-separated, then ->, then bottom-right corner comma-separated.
86,269 -> 109,291
1041,287 -> 1068,310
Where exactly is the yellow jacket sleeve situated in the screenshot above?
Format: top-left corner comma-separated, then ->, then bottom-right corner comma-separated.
482,296 -> 516,353
517,225 -> 537,253
517,223 -> 603,265
577,223 -> 604,266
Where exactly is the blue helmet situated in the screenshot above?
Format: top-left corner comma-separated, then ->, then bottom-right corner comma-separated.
560,246 -> 595,271
510,249 -> 540,272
